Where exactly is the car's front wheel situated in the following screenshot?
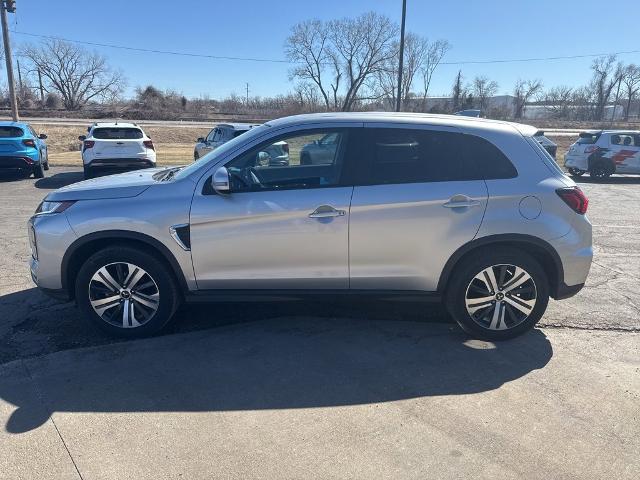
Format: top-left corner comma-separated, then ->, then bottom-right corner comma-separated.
33,161 -> 45,179
75,246 -> 181,337
445,248 -> 549,340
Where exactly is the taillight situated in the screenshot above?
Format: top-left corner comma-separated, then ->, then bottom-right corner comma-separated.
556,187 -> 588,214
143,140 -> 155,150
282,143 -> 289,154
83,140 -> 95,152
584,145 -> 599,154
22,138 -> 36,148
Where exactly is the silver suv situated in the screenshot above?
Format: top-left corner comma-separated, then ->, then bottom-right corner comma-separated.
28,113 -> 592,340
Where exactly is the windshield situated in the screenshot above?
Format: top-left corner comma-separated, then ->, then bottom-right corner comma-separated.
173,124 -> 270,181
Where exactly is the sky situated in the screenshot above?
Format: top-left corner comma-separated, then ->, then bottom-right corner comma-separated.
8,0 -> 640,100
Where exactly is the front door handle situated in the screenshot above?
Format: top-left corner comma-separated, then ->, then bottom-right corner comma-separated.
309,205 -> 346,218
443,195 -> 481,208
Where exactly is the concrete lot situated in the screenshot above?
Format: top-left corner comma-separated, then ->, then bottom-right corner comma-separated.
1,167 -> 639,479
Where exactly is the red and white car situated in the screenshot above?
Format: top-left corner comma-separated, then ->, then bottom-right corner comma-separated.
565,130 -> 640,179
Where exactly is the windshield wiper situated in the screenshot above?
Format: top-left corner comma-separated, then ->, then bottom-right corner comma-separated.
155,166 -> 183,182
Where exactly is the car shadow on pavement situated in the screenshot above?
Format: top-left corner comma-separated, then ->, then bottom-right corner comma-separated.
0,289 -> 553,433
34,171 -> 84,189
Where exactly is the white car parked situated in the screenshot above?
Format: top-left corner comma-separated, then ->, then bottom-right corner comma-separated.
80,122 -> 156,179
565,130 -> 640,179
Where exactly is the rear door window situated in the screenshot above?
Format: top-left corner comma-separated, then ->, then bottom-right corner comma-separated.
0,126 -> 24,138
358,128 -> 516,185
92,128 -> 144,140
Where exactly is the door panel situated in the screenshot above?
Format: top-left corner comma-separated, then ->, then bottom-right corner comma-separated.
189,127 -> 357,290
348,125 -> 488,291
190,187 -> 352,289
349,181 -> 487,290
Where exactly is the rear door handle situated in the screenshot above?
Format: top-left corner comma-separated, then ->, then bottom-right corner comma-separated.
443,195 -> 481,208
309,205 -> 346,218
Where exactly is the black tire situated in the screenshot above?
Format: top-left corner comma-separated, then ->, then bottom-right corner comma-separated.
33,162 -> 45,179
589,161 -> 612,180
300,153 -> 311,166
83,166 -> 94,179
194,151 -> 200,161
567,167 -> 585,177
75,245 -> 181,338
42,152 -> 50,170
445,248 -> 549,341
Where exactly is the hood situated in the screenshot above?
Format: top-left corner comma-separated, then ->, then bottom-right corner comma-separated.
46,168 -> 166,201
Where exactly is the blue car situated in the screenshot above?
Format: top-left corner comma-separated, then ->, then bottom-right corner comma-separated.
0,121 -> 49,178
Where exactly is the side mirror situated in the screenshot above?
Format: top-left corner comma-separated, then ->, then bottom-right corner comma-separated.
197,137 -> 205,143
211,166 -> 230,193
78,135 -> 86,141
39,133 -> 48,140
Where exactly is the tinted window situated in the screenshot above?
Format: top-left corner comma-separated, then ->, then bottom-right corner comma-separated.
233,130 -> 248,138
362,128 -> 516,184
224,130 -> 347,193
93,128 -> 143,139
577,133 -> 600,144
462,134 -> 518,179
0,126 -> 24,138
366,129 -> 474,184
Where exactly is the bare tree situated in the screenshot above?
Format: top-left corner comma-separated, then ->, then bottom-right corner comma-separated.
451,70 -> 465,112
589,55 -> 624,121
285,20 -> 332,110
621,64 -> 640,120
286,12 -> 398,111
375,32 -> 428,110
540,85 -> 573,119
513,79 -> 543,119
21,39 -> 124,110
420,39 -> 451,108
472,76 -> 499,112
328,12 -> 398,111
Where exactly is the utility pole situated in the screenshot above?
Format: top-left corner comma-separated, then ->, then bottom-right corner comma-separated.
16,57 -> 22,89
37,68 -> 44,106
395,0 -> 407,112
245,82 -> 249,104
1,0 -> 18,121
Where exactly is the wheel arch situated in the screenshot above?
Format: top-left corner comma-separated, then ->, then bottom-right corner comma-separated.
437,234 -> 565,299
62,230 -> 189,300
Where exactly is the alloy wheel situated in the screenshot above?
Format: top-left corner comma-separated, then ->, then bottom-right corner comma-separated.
465,264 -> 537,331
88,262 -> 160,328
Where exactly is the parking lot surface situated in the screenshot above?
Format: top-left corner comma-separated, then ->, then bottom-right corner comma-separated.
1,167 -> 639,479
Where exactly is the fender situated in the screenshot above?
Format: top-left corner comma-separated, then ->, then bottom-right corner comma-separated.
61,230 -> 189,296
437,233 -> 564,295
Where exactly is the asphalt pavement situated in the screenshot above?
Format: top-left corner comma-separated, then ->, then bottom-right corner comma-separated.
0,167 -> 638,479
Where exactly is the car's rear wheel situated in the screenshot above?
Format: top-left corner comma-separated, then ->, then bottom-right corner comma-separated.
33,162 -> 45,179
75,246 -> 181,337
567,167 -> 585,177
590,162 -> 612,180
445,248 -> 549,340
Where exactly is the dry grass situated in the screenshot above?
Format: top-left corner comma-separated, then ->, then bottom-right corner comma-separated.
38,124 -> 209,166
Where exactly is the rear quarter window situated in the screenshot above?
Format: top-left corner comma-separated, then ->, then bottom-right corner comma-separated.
0,126 -> 24,138
92,128 -> 144,140
461,134 -> 518,179
577,133 -> 600,144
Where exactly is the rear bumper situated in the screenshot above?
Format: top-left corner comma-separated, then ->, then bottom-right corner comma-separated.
0,156 -> 37,170
85,158 -> 156,172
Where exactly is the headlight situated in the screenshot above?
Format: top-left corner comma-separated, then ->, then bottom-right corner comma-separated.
28,223 -> 37,260
35,200 -> 76,215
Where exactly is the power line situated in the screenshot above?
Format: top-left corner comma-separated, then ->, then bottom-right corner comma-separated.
11,30 -> 290,64
10,29 -> 640,66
